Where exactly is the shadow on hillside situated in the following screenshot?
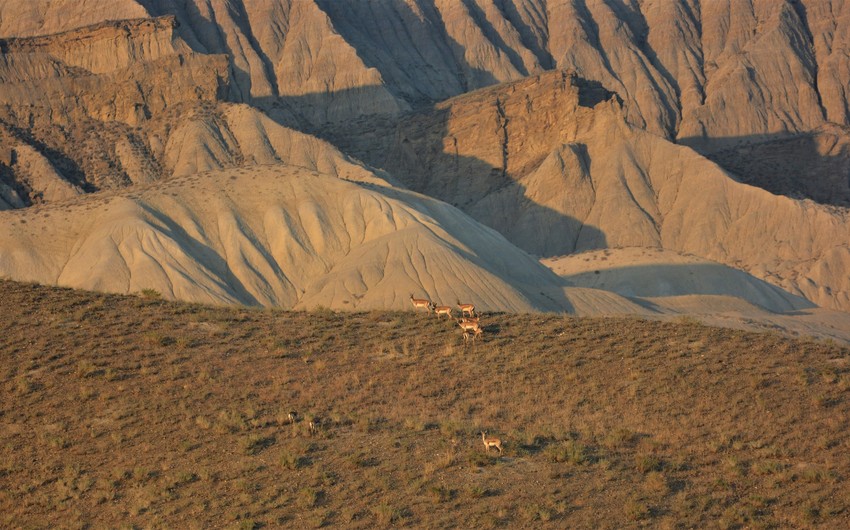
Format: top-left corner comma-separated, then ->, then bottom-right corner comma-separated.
680,131 -> 850,208
559,262 -> 817,313
136,203 -> 262,306
252,80 -> 610,313
256,78 -> 609,255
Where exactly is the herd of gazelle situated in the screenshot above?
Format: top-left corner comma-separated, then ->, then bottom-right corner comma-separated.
410,294 -> 483,342
285,297 -> 499,452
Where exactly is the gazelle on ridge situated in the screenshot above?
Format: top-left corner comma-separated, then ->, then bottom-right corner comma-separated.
433,305 -> 453,318
457,300 -> 475,317
410,294 -> 433,312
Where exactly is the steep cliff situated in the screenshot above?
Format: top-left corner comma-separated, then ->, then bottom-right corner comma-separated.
3,0 -> 846,139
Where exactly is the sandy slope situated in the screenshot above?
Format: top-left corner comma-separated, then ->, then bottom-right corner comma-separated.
0,164 -> 579,312
544,247 -> 850,343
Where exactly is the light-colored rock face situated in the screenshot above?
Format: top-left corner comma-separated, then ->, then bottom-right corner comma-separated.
0,0 -> 848,336
0,0 -> 149,37
4,0 -> 846,138
337,70 -> 850,312
0,165 -> 573,312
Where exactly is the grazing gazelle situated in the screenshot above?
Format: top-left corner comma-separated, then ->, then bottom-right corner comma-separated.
481,431 -> 502,454
433,305 -> 453,318
287,411 -> 298,424
410,294 -> 433,312
457,300 -> 475,317
458,319 -> 483,342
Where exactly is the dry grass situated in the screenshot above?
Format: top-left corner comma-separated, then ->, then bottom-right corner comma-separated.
0,280 -> 848,528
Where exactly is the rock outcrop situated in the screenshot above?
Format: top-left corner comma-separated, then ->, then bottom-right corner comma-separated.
333,70 -> 850,312
3,0 -> 847,138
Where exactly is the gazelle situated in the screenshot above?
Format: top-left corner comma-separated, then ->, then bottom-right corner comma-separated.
308,418 -> 319,436
433,305 -> 453,318
463,329 -> 483,343
458,319 -> 483,342
410,294 -> 433,312
287,411 -> 298,424
481,431 -> 502,453
457,300 -> 475,317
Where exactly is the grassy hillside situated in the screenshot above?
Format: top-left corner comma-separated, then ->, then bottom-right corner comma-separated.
1,280 -> 848,528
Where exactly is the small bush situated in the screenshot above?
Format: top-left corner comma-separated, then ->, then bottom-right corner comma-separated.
280,451 -> 308,470
635,454 -> 662,474
625,499 -> 651,521
546,439 -> 588,465
298,487 -> 322,509
427,485 -> 455,503
603,428 -> 636,449
372,503 -> 408,526
243,435 -> 275,455
753,460 -> 785,475
140,289 -> 161,300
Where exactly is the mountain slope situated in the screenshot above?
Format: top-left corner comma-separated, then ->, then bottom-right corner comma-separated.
331,70 -> 850,312
0,164 -> 580,312
2,0 -> 847,139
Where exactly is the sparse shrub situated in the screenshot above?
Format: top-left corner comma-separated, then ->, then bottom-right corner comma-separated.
644,471 -> 668,494
802,503 -> 821,523
799,466 -> 833,484
236,520 -> 259,530
603,428 -> 636,449
76,360 -> 103,378
278,451 -> 310,469
372,503 -> 408,526
725,456 -> 748,477
175,336 -> 196,349
298,487 -> 322,509
546,439 -> 587,465
438,419 -> 461,438
752,460 -> 783,475
143,332 -> 175,347
625,499 -> 651,521
427,485 -> 455,503
215,409 -> 248,434
467,451 -> 496,467
403,417 -> 427,432
243,435 -> 275,455
466,485 -> 488,499
44,433 -> 70,449
15,376 -> 35,395
140,289 -> 161,300
635,454 -> 662,473
280,451 -> 304,470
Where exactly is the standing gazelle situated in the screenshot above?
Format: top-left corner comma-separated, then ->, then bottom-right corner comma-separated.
481,431 -> 502,453
433,305 -> 453,318
457,300 -> 475,317
410,294 -> 433,312
458,319 -> 483,342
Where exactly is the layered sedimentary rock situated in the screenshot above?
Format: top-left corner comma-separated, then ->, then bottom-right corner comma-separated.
0,0 -> 848,324
333,70 -> 850,312
3,0 -> 846,138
